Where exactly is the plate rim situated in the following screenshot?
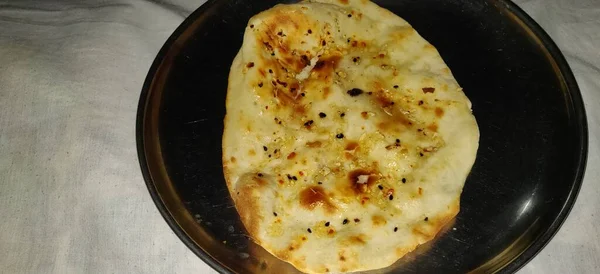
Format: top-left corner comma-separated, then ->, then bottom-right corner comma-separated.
136,1 -> 232,273
486,1 -> 588,273
135,0 -> 588,273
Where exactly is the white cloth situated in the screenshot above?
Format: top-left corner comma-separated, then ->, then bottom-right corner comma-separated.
0,0 -> 597,273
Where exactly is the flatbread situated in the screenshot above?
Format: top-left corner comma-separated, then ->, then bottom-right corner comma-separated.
222,0 -> 479,272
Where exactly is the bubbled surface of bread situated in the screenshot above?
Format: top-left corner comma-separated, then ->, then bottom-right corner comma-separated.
222,0 -> 479,272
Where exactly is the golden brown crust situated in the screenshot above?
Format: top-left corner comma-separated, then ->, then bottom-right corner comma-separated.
222,0 -> 478,272
299,186 -> 337,213
231,177 -> 265,238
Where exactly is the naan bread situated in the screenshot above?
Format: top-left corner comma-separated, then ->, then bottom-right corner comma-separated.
222,0 -> 479,272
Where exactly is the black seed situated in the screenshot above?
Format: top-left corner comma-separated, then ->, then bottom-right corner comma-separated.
308,29 -> 312,34
325,222 -> 330,227
348,14 -> 352,17
419,152 -> 424,157
268,154 -> 272,158
273,212 -> 277,216
336,133 -> 344,139
319,112 -> 327,118
393,85 -> 399,89
424,217 -> 429,221
307,228 -> 312,233
347,88 -> 364,96
318,182 -> 323,185
271,52 -> 275,56
287,174 -> 292,180
343,219 -> 349,225
354,218 -> 360,223
258,82 -> 263,87
268,69 -> 273,73
394,227 -> 398,232
301,93 -> 305,97
292,176 -> 298,181
396,139 -> 400,144
402,178 -> 406,183
263,146 -> 268,151
250,24 -> 254,28
340,112 -> 346,117
304,120 -> 314,127
389,194 -> 394,200
378,185 -> 383,190
257,173 -> 263,177
353,57 -> 359,62
300,55 -> 310,66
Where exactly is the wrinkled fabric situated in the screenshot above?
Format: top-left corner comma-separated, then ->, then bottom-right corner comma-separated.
0,0 -> 597,273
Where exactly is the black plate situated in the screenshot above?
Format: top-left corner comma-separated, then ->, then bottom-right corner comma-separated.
136,0 -> 588,273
